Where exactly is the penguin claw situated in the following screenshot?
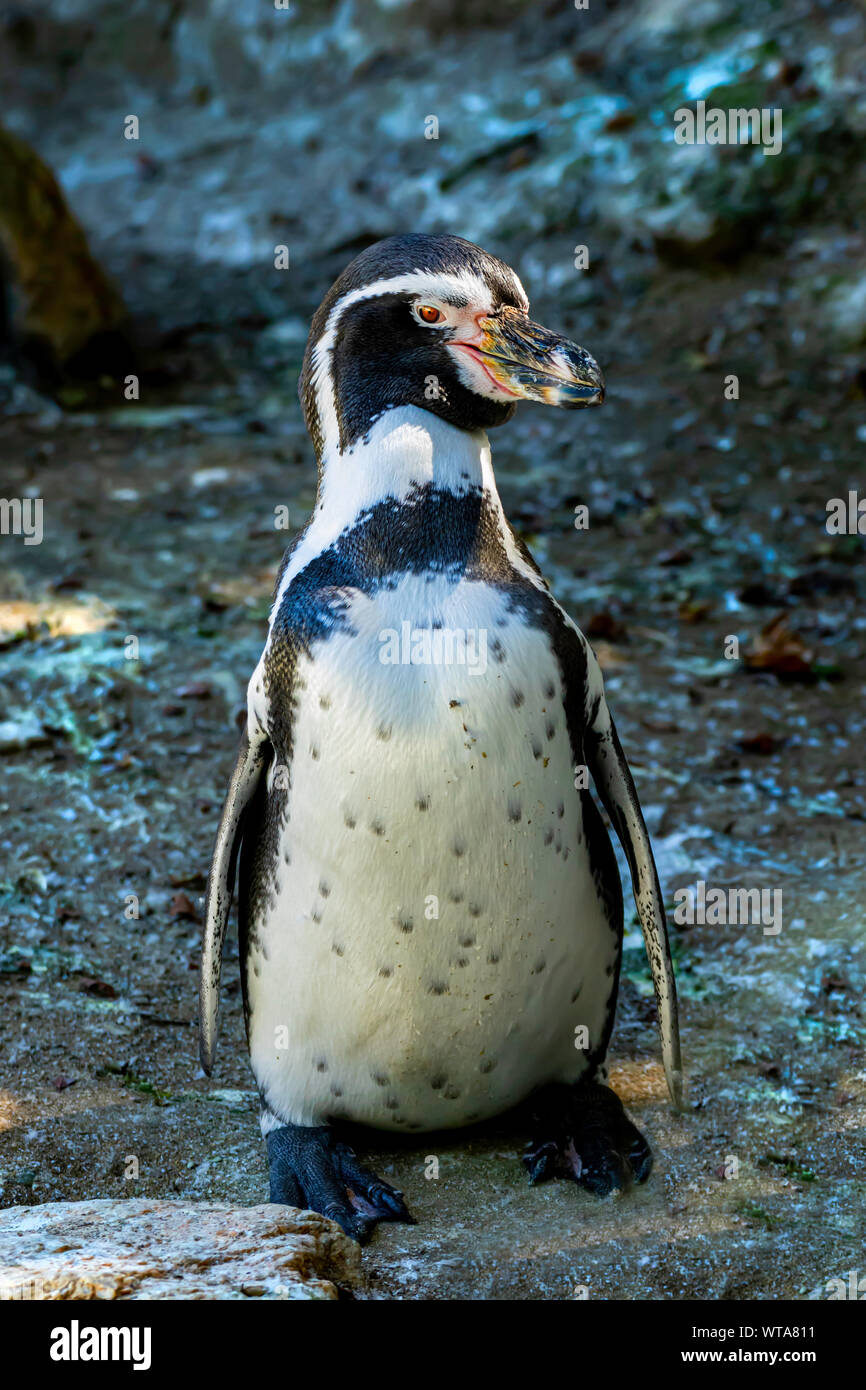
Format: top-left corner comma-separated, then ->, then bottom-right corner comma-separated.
266,1125 -> 414,1243
523,1140 -> 558,1185
335,1142 -> 416,1225
523,1080 -> 652,1198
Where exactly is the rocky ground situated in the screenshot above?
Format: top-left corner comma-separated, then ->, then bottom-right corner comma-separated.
0,0 -> 864,1299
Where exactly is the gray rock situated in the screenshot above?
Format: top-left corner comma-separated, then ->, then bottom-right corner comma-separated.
0,1199 -> 360,1300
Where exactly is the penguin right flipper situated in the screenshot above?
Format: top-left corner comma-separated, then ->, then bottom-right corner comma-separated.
267,1124 -> 414,1244
199,725 -> 270,1074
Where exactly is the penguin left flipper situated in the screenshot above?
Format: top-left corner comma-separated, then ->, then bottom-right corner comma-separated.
267,1124 -> 415,1244
522,1080 -> 652,1197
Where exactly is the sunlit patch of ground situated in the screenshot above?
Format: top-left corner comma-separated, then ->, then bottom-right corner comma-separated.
0,597 -> 116,643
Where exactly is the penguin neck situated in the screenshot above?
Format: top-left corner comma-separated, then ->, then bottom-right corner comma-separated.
270,407 -> 516,623
311,406 -> 501,529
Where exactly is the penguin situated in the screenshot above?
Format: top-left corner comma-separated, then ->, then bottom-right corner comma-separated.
200,233 -> 681,1242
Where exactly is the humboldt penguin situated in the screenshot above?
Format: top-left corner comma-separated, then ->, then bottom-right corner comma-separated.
200,233 -> 681,1242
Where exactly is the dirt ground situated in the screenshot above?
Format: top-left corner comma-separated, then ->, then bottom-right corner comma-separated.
0,0 -> 864,1299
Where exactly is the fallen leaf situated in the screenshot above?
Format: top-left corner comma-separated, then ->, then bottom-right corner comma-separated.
745,614 -> 815,677
678,598 -> 713,623
170,871 -> 206,890
604,110 -> 636,132
736,733 -> 783,755
77,976 -> 118,999
175,681 -> 213,699
657,547 -> 693,567
169,891 -> 199,922
586,610 -> 627,641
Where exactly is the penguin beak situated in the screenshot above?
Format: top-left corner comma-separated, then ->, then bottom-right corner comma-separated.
453,305 -> 605,409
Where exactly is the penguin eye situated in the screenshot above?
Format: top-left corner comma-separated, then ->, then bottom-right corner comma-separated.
415,304 -> 444,325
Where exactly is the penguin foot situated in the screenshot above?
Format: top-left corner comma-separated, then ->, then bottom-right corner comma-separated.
266,1124 -> 414,1244
522,1080 -> 652,1197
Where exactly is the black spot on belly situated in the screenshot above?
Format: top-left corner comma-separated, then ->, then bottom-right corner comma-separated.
416,795 -> 430,811
449,889 -> 464,904
429,980 -> 449,995
378,965 -> 393,978
344,812 -> 356,829
459,933 -> 476,948
330,1083 -> 343,1097
314,1058 -> 328,1072
310,745 -> 320,761
510,688 -> 525,708
479,1058 -> 497,1073
444,1084 -> 461,1100
468,903 -> 482,918
376,724 -> 392,742
531,739 -> 543,760
372,1072 -> 390,1087
331,942 -> 345,957
370,819 -> 385,836
319,695 -> 331,710
491,638 -> 506,664
543,827 -> 554,846
545,719 -> 556,740
318,880 -> 331,898
396,911 -> 414,933
430,1074 -> 446,1090
487,950 -> 501,965
311,906 -> 322,924
283,849 -> 291,864
385,1096 -> 399,1110
456,957 -> 470,968
544,680 -> 555,699
452,839 -> 466,857
557,802 -> 565,818
507,799 -> 521,823
532,957 -> 546,974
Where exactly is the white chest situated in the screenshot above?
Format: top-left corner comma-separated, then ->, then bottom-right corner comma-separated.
244,573 -> 620,1131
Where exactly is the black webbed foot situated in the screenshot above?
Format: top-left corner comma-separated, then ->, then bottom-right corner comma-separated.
266,1124 -> 414,1243
523,1080 -> 652,1197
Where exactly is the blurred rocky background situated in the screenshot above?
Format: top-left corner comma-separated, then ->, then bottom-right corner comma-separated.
0,0 -> 864,1300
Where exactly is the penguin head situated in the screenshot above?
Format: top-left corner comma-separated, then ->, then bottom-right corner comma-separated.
300,233 -> 604,461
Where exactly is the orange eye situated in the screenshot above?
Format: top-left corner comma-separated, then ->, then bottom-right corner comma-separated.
416,304 -> 443,324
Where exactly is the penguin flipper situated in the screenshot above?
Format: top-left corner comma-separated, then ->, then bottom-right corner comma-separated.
583,660 -> 683,1109
199,725 -> 270,1074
